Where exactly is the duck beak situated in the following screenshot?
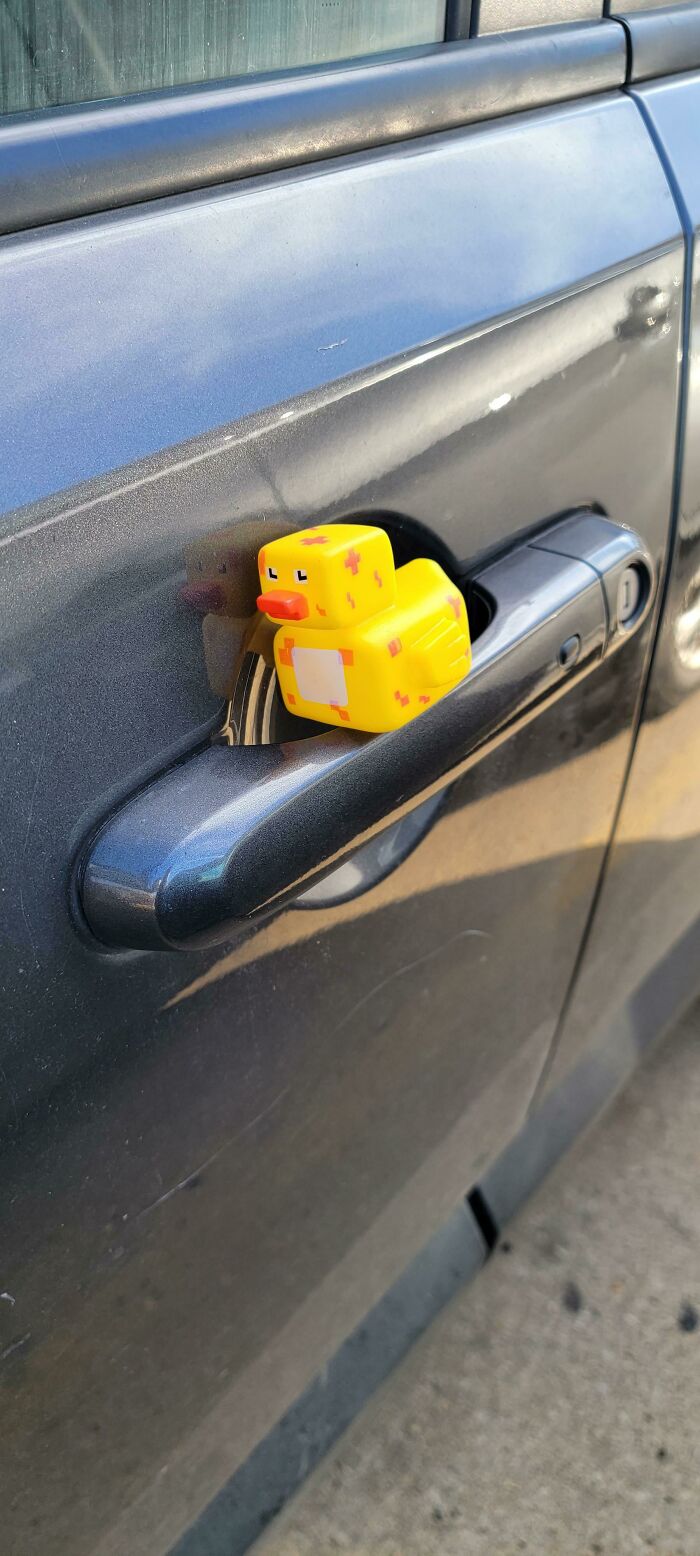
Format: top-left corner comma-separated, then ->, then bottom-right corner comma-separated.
257,590 -> 309,621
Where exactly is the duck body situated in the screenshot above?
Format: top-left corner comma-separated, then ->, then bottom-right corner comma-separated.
257,524 -> 471,733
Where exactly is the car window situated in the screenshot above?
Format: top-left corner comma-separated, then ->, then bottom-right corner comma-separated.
0,0 -> 447,115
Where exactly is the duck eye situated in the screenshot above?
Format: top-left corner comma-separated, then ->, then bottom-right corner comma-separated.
267,565 -> 278,581
295,568 -> 308,584
217,563 -> 227,574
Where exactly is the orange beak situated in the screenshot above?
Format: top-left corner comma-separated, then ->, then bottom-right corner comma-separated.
257,590 -> 309,621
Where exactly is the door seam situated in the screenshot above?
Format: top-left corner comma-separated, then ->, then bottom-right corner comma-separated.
528,82 -> 695,1114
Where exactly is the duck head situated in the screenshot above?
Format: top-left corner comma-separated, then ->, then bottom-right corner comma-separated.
256,523 -> 396,629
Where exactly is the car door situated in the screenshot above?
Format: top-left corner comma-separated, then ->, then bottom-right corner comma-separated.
538,10 -> 700,1100
0,5 -> 683,1553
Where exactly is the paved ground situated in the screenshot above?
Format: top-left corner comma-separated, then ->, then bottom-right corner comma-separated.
259,1006 -> 700,1556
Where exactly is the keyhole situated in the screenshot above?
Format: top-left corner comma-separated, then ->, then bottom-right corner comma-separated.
617,565 -> 643,626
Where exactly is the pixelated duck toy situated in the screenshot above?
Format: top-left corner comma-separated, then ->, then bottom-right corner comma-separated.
256,523 -> 471,733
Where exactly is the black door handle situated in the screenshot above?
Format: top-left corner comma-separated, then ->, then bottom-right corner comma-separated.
78,514 -> 654,951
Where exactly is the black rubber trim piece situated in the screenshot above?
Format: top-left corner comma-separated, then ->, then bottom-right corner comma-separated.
169,1203 -> 486,1556
467,1185 -> 500,1251
612,2 -> 700,78
0,21 -> 625,238
445,0 -> 475,40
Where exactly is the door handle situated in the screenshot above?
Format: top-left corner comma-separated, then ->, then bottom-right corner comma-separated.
78,514 -> 654,952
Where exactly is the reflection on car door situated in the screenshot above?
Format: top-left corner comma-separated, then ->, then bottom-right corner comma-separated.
0,33 -> 684,1556
540,67 -> 700,1100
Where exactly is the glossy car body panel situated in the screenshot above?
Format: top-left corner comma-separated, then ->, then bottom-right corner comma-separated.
615,3 -> 700,80
1,93 -> 658,516
542,71 -> 700,1096
0,80 -> 686,1556
0,24 -> 627,237
0,97 -> 682,1114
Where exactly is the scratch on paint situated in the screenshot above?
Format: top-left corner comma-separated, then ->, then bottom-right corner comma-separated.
0,332 -> 469,556
135,1086 -> 289,1221
18,735 -> 48,968
324,928 -> 489,1045
0,1061 -> 19,1129
0,1333 -> 31,1363
22,736 -> 46,852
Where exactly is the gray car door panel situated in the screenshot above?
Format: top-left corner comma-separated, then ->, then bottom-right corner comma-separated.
541,70 -> 700,1098
0,24 -> 626,235
0,77 -> 685,1556
612,3 -> 700,81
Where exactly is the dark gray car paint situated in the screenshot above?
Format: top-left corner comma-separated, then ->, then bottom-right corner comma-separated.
79,517 -> 654,951
540,70 -> 700,1098
0,61 -> 691,1556
0,23 -> 626,238
0,93 -> 671,517
0,95 -> 681,1110
613,4 -> 700,79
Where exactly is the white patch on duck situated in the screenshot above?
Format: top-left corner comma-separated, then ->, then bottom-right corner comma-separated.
292,647 -> 348,706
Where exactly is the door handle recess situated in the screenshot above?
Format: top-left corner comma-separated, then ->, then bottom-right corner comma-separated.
78,514 -> 654,952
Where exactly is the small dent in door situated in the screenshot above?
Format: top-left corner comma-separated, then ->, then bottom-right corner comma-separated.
615,282 -> 674,343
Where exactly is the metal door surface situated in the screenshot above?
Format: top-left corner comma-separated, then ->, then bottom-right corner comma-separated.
0,34 -> 684,1556
541,67 -> 700,1098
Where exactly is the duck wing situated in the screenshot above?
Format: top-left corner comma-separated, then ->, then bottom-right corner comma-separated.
405,615 -> 469,686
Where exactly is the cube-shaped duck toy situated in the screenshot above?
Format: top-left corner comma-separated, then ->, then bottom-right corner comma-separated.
256,523 -> 471,733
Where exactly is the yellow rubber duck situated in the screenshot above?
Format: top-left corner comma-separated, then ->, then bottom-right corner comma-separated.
256,522 -> 471,733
